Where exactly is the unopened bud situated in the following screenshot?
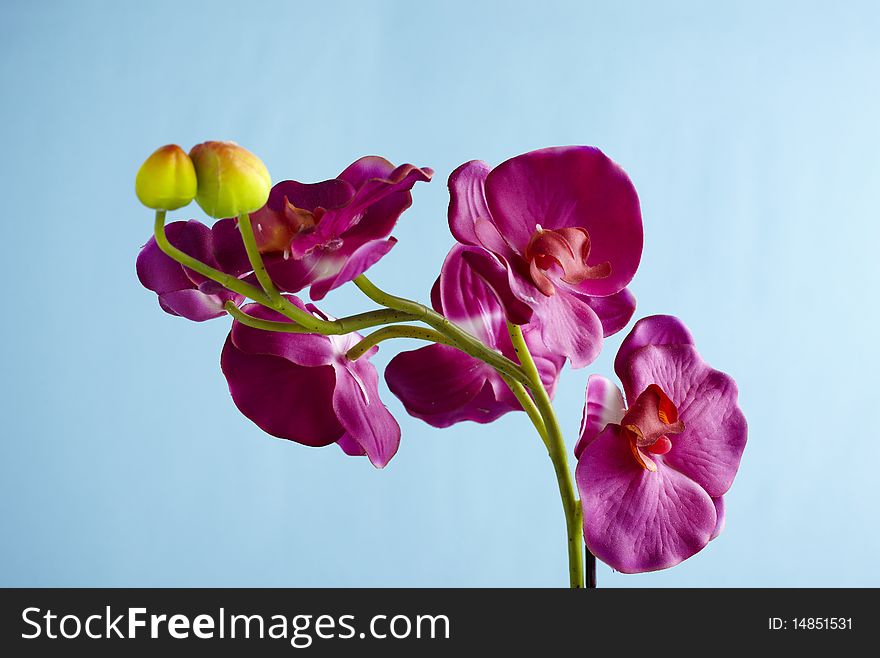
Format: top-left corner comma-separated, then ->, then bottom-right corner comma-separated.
189,141 -> 271,218
135,145 -> 197,211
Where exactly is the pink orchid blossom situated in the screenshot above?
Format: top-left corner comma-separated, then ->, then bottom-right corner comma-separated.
575,315 -> 747,573
254,156 -> 433,300
447,146 -> 641,367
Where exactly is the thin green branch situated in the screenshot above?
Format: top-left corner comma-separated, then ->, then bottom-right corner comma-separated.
224,303 -> 420,336
234,211 -> 341,333
345,325 -> 455,360
499,374 -> 550,450
353,274 -> 531,388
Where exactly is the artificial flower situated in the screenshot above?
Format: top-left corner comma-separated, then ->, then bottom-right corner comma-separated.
251,156 -> 432,299
448,146 -> 642,367
575,315 -> 747,572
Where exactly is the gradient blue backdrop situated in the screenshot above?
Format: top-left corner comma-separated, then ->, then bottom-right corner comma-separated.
1,0 -> 877,587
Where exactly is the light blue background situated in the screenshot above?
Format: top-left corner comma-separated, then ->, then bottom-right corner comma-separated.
1,0 -> 877,587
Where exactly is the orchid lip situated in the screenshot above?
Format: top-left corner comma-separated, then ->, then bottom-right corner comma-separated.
621,383 -> 685,470
523,225 -> 611,297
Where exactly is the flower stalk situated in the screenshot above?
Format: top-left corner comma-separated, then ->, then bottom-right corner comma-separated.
352,275 -> 531,389
507,322 -> 586,589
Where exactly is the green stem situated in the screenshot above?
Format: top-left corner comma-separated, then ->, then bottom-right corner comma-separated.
507,321 -> 585,589
234,211 -> 343,333
500,374 -> 550,450
345,325 -> 456,360
224,302 -> 419,335
237,211 -> 285,303
353,275 -> 531,389
153,211 -> 270,304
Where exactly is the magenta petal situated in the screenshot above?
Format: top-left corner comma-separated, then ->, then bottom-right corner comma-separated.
230,303 -> 336,367
447,160 -> 492,246
584,287 -> 636,338
614,314 -> 695,384
459,249 -> 533,325
626,344 -> 748,497
535,289 -> 604,368
220,336 -> 344,447
575,375 -> 626,459
710,496 -> 726,540
211,217 -> 251,276
338,160 -> 434,245
484,146 -> 643,296
137,220 -> 214,292
158,289 -> 228,321
290,161 -> 431,259
309,238 -> 397,301
332,362 -> 400,468
436,244 -> 508,345
385,344 -> 491,428
578,425 -> 717,573
337,432 -> 367,457
269,178 -> 356,214
137,235 -> 191,294
264,252 -> 326,294
337,155 -> 397,188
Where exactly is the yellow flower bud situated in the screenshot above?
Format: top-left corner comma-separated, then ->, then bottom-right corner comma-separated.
135,144 -> 197,211
189,141 -> 271,218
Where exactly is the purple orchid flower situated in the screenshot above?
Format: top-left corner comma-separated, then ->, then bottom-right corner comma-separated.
136,219 -> 250,321
220,296 -> 400,468
251,156 -> 433,300
575,315 -> 747,573
447,146 -> 642,367
385,244 -> 564,428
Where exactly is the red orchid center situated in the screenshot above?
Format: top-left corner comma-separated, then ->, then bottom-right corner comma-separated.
523,226 -> 611,297
252,197 -> 331,254
621,384 -> 685,472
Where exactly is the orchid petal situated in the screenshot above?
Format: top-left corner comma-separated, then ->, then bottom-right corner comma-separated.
535,289 -> 604,368
270,178 -> 356,214
332,362 -> 401,468
220,336 -> 344,447
289,160 -> 431,258
436,244 -> 507,345
211,217 -> 252,276
575,375 -> 626,459
337,432 -> 367,457
614,314 -> 695,385
459,248 -> 534,325
157,289 -> 229,322
583,287 -> 637,338
230,302 -> 335,367
137,220 -> 213,293
578,425 -> 717,573
385,344 -> 492,428
309,238 -> 397,301
447,160 -> 492,246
